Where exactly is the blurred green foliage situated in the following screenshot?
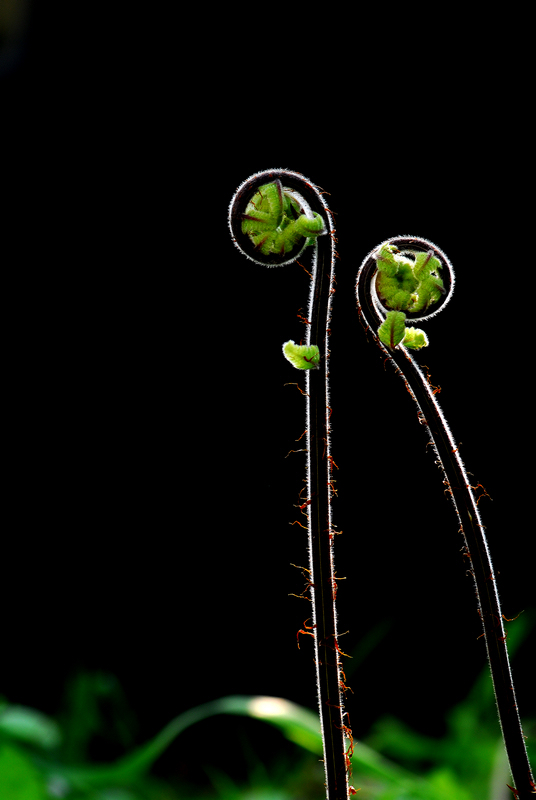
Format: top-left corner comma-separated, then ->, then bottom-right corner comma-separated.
0,614 -> 533,799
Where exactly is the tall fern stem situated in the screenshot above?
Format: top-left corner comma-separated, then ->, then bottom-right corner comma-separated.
229,169 -> 349,799
357,237 -> 535,799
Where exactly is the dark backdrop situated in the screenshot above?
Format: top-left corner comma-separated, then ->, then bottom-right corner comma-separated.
3,4 -> 534,791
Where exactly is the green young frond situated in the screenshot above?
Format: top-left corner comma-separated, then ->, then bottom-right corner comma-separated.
403,326 -> 429,349
294,213 -> 325,237
241,182 -> 324,256
241,212 -> 277,233
413,250 -> 439,280
283,340 -> 320,370
375,243 -> 444,314
375,243 -> 413,277
377,312 -> 430,350
376,263 -> 418,311
377,311 -> 407,350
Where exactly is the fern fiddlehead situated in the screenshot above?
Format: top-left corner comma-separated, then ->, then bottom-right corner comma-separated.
229,169 -> 350,799
356,236 -> 535,799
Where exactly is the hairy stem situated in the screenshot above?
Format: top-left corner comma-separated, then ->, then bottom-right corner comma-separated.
356,238 -> 535,799
306,213 -> 349,799
229,170 -> 349,799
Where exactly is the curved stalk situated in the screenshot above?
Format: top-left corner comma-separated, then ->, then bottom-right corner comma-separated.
356,237 -> 535,799
229,170 -> 349,799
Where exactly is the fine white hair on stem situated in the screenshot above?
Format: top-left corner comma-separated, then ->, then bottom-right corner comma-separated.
356,235 -> 534,797
229,168 -> 348,799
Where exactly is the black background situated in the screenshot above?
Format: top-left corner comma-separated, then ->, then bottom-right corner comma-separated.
3,3 -> 534,792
